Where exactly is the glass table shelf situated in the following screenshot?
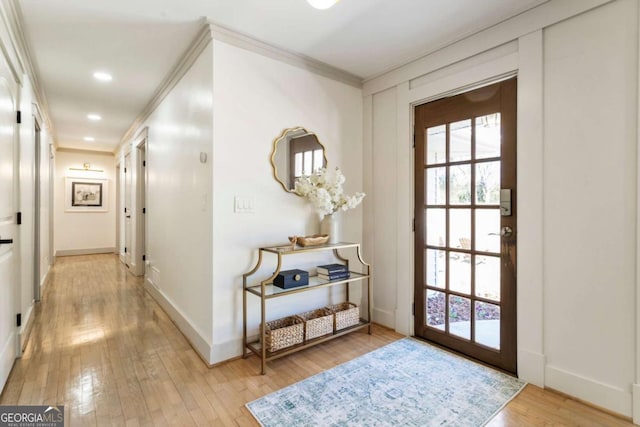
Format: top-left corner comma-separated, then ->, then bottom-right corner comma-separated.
246,272 -> 368,299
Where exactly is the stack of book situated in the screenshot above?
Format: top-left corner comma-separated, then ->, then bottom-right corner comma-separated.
317,263 -> 350,281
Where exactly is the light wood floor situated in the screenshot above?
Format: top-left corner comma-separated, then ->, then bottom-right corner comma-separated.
0,254 -> 634,426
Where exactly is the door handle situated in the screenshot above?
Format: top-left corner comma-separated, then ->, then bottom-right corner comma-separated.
0,238 -> 13,245
489,226 -> 513,237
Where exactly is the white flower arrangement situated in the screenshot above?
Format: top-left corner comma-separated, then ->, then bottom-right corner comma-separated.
294,167 -> 365,217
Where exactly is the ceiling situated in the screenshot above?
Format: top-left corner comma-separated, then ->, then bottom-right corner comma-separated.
17,0 -> 549,153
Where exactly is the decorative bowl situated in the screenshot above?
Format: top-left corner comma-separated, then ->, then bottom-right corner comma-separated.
289,234 -> 330,247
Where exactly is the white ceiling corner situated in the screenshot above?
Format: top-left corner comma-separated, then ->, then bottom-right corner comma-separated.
16,0 -> 550,152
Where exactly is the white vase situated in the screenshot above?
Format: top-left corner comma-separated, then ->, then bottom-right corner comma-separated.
321,213 -> 339,244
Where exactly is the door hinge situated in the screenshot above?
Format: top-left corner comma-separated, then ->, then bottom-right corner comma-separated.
124,247 -> 127,253
16,212 -> 21,225
142,207 -> 146,214
412,303 -> 415,316
16,110 -> 21,124
142,255 -> 146,261
413,133 -> 416,148
143,160 -> 146,167
16,313 -> 21,327
124,207 -> 127,214
124,168 -> 127,173
412,218 -> 415,232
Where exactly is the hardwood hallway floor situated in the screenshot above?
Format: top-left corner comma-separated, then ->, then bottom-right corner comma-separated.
0,254 -> 634,426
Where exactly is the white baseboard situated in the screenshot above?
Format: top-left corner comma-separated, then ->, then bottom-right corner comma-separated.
40,264 -> 50,292
0,331 -> 17,395
633,384 -> 640,425
18,305 -> 34,352
373,307 -> 395,329
545,365 -> 631,417
56,247 -> 116,257
211,337 -> 243,364
143,278 -> 213,365
517,349 -> 545,387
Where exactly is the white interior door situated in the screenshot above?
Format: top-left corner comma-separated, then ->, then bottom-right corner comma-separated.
136,142 -> 146,276
0,76 -> 17,392
124,153 -> 132,267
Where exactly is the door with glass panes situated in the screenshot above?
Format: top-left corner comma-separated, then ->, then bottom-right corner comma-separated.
414,78 -> 517,373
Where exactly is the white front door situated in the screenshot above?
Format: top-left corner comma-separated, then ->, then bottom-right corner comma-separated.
124,153 -> 132,267
0,75 -> 18,392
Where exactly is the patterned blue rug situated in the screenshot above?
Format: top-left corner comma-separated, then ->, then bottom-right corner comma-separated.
246,338 -> 525,426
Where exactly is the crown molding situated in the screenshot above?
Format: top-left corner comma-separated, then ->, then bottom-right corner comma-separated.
56,147 -> 115,157
117,19 -> 364,153
117,19 -> 213,151
208,21 -> 363,89
3,0 -> 56,140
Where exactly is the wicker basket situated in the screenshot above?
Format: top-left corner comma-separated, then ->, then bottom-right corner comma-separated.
298,308 -> 334,341
263,316 -> 304,352
328,302 -> 360,331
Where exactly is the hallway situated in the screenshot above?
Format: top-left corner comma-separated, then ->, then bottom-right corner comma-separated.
0,254 -> 635,426
0,254 -> 403,426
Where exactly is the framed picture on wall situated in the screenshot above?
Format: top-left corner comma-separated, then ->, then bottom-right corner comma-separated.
65,177 -> 109,212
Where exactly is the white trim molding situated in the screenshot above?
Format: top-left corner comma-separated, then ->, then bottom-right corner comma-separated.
546,365 -> 632,417
56,147 -> 115,157
3,0 -> 55,137
636,0 -> 640,423
363,0 -> 615,96
18,304 -> 33,351
144,278 -> 213,366
56,247 -> 116,257
0,330 -> 16,394
118,19 -> 213,149
515,29 -> 545,388
208,21 -> 362,89
118,18 -> 364,154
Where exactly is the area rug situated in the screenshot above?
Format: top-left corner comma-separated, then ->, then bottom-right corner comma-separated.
246,338 -> 525,426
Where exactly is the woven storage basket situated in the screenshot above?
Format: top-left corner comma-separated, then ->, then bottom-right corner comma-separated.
298,308 -> 334,341
264,316 -> 304,352
328,302 -> 360,331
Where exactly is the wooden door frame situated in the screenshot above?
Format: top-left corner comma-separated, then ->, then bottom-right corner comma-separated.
413,78 -> 517,373
133,129 -> 148,277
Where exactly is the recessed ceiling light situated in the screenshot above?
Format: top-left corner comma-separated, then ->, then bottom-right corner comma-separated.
83,136 -> 95,142
87,113 -> 102,121
93,71 -> 112,82
307,0 -> 339,10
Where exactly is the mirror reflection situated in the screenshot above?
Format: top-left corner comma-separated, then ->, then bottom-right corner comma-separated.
271,127 -> 327,193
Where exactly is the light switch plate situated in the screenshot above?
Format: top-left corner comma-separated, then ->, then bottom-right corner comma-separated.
234,196 -> 255,213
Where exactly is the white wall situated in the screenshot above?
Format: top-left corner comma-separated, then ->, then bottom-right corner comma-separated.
211,39 -> 363,363
54,149 -> 116,254
120,42 -> 215,361
362,0 -> 640,419
117,32 -> 363,365
543,1 -> 637,415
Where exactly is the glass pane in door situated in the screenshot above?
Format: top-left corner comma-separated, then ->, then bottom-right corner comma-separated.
476,161 -> 500,205
424,114 -> 506,350
427,290 -> 445,331
426,125 -> 446,165
416,78 -> 517,373
450,119 -> 472,162
425,249 -> 445,289
475,302 -> 500,349
449,295 -> 471,339
475,113 -> 501,159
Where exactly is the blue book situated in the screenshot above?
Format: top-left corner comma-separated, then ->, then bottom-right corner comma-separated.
318,272 -> 351,281
317,263 -> 348,275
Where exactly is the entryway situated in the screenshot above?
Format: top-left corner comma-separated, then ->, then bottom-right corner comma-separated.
414,78 -> 517,373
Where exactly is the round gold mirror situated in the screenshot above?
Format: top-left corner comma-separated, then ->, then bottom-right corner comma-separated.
270,127 -> 327,193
